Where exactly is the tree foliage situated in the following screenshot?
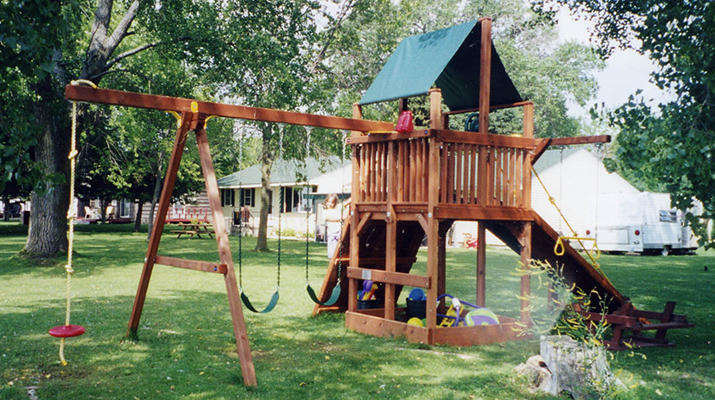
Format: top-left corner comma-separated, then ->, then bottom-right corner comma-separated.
538,0 -> 715,248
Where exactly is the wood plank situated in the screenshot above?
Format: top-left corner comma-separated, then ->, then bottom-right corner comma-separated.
469,145 -> 477,204
347,268 -> 430,289
501,147 -> 508,205
347,129 -> 431,144
337,256 -> 418,265
385,141 -> 398,320
355,212 -> 373,236
66,85 -> 392,132
515,149 -> 523,207
155,255 -> 227,274
423,139 -> 430,201
128,112 -> 192,336
431,319 -> 528,347
398,141 -> 405,202
416,213 -> 429,234
495,147 -> 502,204
433,129 -> 536,149
478,145 -> 487,206
479,17 -> 492,135
416,139 -> 423,203
346,311 -> 430,344
434,205 -> 534,221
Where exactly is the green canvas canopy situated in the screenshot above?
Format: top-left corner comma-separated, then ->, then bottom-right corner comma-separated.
359,19 -> 522,111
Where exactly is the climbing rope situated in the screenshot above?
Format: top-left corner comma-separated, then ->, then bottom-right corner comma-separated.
50,80 -> 96,365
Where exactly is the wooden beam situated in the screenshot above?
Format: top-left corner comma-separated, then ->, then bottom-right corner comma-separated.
349,104 -> 363,313
347,268 -> 430,288
520,222 -> 532,325
531,138 -> 551,165
434,205 -> 534,221
531,136 -> 611,166
432,129 -> 536,149
65,85 -> 393,132
479,18 -> 492,135
128,112 -> 192,337
415,213 -> 429,235
347,129 -> 431,144
195,124 -> 256,386
547,135 -> 611,146
443,101 -> 534,116
155,255 -> 227,274
476,223 -> 486,307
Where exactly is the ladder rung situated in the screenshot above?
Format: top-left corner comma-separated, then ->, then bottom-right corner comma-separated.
155,255 -> 227,274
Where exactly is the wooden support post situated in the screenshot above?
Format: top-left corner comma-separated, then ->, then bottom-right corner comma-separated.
384,141 -> 398,320
426,89 -> 443,331
349,103 -> 363,314
520,222 -> 532,325
478,17 -> 492,136
476,222 -> 486,307
523,103 -> 534,209
128,112 -> 192,336
195,121 -> 257,386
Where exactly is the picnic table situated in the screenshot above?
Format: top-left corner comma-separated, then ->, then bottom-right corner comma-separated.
171,222 -> 215,239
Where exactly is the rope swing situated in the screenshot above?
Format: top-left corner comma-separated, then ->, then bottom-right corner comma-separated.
49,80 -> 96,365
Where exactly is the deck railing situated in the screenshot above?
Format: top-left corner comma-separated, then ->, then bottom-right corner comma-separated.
351,131 -> 533,208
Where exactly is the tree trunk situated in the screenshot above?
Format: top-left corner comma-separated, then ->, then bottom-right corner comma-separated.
24,78 -> 71,256
255,123 -> 275,251
2,198 -> 9,222
133,200 -> 143,232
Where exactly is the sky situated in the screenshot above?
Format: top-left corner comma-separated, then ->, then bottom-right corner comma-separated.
556,9 -> 674,117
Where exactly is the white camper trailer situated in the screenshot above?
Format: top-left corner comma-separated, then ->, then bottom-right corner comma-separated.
596,192 -> 698,255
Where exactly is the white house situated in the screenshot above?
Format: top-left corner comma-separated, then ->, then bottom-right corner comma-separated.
217,157 -> 347,235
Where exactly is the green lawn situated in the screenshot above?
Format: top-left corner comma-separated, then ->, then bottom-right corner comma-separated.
1,223 -> 713,399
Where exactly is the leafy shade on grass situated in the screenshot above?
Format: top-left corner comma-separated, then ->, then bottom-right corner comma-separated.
0,223 -> 713,399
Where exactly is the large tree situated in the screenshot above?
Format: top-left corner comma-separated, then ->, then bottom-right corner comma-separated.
1,0 -> 145,256
536,0 -> 715,248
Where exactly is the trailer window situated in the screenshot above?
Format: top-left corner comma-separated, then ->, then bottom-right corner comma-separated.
659,210 -> 677,222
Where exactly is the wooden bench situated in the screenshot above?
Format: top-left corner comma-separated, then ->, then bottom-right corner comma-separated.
575,301 -> 694,350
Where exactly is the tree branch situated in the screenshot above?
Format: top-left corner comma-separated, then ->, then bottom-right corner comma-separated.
103,41 -> 161,71
104,0 -> 140,56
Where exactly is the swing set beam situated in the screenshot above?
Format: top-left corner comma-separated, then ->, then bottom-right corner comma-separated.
65,85 -> 394,132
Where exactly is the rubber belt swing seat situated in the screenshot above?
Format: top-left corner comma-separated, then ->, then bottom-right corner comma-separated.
240,290 -> 280,314
306,283 -> 341,306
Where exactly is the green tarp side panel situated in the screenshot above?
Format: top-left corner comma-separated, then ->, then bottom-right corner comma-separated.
359,19 -> 523,111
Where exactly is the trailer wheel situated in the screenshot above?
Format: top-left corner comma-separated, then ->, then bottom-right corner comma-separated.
661,248 -> 670,257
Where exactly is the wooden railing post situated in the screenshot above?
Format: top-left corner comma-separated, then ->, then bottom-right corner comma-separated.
348,103 -> 363,314
426,89 -> 443,332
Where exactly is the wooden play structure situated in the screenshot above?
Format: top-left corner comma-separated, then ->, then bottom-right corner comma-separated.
311,18 -> 693,349
63,17 -> 692,387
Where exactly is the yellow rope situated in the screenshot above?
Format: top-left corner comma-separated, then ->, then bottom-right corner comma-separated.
532,169 -> 611,283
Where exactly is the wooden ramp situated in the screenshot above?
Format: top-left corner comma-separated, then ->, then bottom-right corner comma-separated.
485,211 -> 627,312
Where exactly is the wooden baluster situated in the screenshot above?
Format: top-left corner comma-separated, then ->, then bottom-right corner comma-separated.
455,143 -> 463,204
470,145 -> 477,205
440,141 -> 448,204
447,143 -> 455,203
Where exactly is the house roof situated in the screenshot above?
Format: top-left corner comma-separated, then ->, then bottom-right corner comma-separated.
217,157 -> 345,188
359,19 -> 522,110
533,147 -> 582,174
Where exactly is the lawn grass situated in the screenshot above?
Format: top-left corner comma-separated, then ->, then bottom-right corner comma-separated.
1,222 -> 713,399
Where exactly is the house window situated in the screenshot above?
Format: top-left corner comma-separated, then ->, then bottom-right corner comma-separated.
240,188 -> 255,207
221,189 -> 235,207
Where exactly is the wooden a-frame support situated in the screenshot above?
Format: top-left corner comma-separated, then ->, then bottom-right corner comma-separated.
65,84 -> 394,387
